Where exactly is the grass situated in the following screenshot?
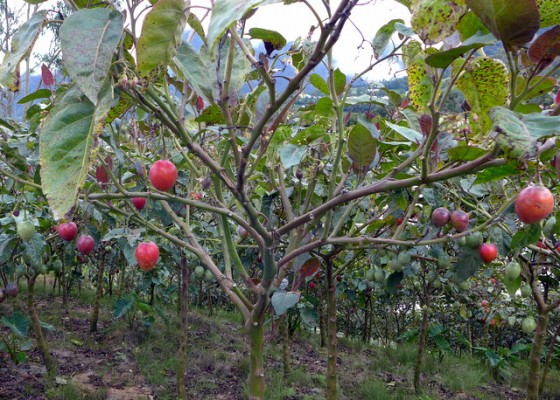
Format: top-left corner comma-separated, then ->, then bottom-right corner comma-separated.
4,281 -> 560,399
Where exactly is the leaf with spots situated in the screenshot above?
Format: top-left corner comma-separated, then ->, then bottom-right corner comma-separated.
455,57 -> 509,134
537,0 -> 560,28
466,0 -> 540,48
60,9 -> 124,105
137,0 -> 189,77
411,0 -> 469,45
39,82 -> 113,220
408,59 -> 433,112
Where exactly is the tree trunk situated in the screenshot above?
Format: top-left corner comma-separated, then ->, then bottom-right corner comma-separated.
318,290 -> 326,348
61,263 -> 68,308
539,322 -> 560,397
526,309 -> 549,400
27,276 -> 57,381
177,256 -> 189,399
89,262 -> 105,333
282,315 -> 291,375
414,300 -> 430,394
247,298 -> 266,400
325,261 -> 337,400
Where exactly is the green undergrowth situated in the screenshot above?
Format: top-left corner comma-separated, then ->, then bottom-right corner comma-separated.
4,284 -> 560,399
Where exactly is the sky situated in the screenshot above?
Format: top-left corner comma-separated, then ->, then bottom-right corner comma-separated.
5,0 -> 410,82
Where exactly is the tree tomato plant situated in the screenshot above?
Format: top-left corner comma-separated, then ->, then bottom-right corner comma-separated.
77,235 -> 95,255
135,242 -> 160,272
515,185 -> 554,224
148,160 -> 177,192
57,222 -> 78,241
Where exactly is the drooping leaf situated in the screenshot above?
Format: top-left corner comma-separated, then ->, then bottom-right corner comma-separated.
278,144 -> 307,170
411,0 -> 469,45
465,0 -> 540,48
271,290 -> 301,315
527,25 -> 560,69
1,312 -> 30,338
309,73 -> 330,95
348,123 -> 377,168
456,247 -> 483,281
536,0 -> 560,28
0,11 -> 47,90
491,107 -> 560,161
187,12 -> 207,44
504,275 -> 522,297
40,83 -> 112,220
299,257 -> 321,278
60,9 -> 124,105
174,42 -> 216,103
425,32 -> 495,68
137,0 -> 188,77
248,28 -> 286,53
407,59 -> 433,112
372,19 -> 404,58
456,57 -> 509,134
299,307 -> 318,330
207,0 -> 273,56
386,121 -> 423,143
113,296 -> 134,319
17,89 -> 52,104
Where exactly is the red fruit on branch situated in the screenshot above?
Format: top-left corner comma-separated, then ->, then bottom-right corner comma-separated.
135,242 -> 160,271
132,197 -> 147,210
515,185 -> 554,224
77,235 -> 95,255
149,160 -> 178,191
450,210 -> 469,232
479,243 -> 498,263
432,207 -> 451,227
58,222 -> 78,241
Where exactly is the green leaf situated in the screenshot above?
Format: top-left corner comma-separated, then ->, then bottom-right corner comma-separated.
474,164 -> 520,184
315,97 -> 333,117
447,145 -> 486,161
425,32 -> 496,68
1,312 -> 30,338
537,0 -> 560,28
278,144 -> 307,169
0,11 -> 47,90
333,68 -> 346,96
290,125 -> 327,146
465,0 -> 540,47
17,89 -> 52,104
60,9 -> 124,105
456,247 -> 483,281
39,321 -> 55,331
510,223 -> 541,250
348,123 -> 377,168
456,57 -> 509,134
411,0 -> 469,45
457,11 -> 490,41
408,59 -> 433,112
137,0 -> 188,77
504,275 -> 522,297
39,84 -> 111,220
309,73 -> 330,95
386,121 -> 423,143
113,297 -> 135,319
271,290 -> 300,315
491,107 -> 560,161
386,271 -> 404,293
194,104 -> 226,124
174,42 -> 216,103
187,12 -> 207,44
516,76 -> 557,101
248,28 -> 286,51
207,0 -> 268,56
299,307 -> 318,330
372,19 -> 404,58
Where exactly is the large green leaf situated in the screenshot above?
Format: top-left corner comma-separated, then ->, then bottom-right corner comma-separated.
0,11 -> 47,90
425,32 -> 495,68
1,312 -> 30,338
491,107 -> 560,160
206,0 -> 275,56
536,0 -> 560,28
466,0 -> 540,48
271,290 -> 301,315
386,121 -> 423,143
348,123 -> 377,169
278,144 -> 307,170
456,57 -> 509,134
60,9 -> 124,105
113,296 -> 135,319
137,0 -> 188,77
372,19 -> 404,59
39,83 -> 112,220
456,247 -> 483,281
411,0 -> 469,45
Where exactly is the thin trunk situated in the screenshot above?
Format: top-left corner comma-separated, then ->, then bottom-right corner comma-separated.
318,291 -> 326,347
539,322 -> 560,397
325,261 -> 337,400
27,276 -> 57,380
414,298 -> 430,394
247,297 -> 266,400
108,272 -> 113,297
282,315 -> 291,375
52,276 -> 57,293
149,282 -> 155,305
177,257 -> 189,399
89,262 -> 105,333
526,309 -> 549,400
61,263 -> 68,307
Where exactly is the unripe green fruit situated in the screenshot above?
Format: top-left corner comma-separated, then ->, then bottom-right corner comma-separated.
374,269 -> 385,283
543,216 -> 556,235
459,281 -> 471,291
397,252 -> 411,265
457,236 -> 468,248
507,316 -> 516,327
51,259 -> 63,273
194,265 -> 205,278
438,254 -> 451,268
520,283 -> 532,298
522,317 -> 537,334
17,220 -> 35,242
504,261 -> 521,281
432,279 -> 442,288
365,269 -> 375,282
466,232 -> 483,249
427,270 -> 437,283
